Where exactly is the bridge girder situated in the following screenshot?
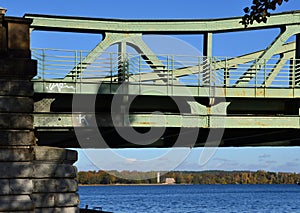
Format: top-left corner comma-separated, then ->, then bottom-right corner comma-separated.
25,11 -> 300,148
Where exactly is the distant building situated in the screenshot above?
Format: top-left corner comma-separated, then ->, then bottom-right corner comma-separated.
164,178 -> 176,184
157,172 -> 160,183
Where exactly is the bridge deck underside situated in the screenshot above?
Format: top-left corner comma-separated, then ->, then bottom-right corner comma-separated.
35,128 -> 300,148
33,93 -> 300,148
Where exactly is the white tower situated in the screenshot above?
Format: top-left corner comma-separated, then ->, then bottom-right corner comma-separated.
157,172 -> 160,183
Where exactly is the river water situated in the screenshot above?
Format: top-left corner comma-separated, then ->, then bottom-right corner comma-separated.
79,184 -> 300,213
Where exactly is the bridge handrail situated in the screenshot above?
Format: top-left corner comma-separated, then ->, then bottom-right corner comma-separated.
31,48 -> 300,89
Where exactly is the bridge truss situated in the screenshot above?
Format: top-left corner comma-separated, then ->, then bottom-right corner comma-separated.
25,11 -> 300,148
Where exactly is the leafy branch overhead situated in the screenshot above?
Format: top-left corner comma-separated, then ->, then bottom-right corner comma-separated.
241,0 -> 289,27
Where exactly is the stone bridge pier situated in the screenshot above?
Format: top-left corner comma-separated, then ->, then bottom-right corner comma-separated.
0,10 -> 79,212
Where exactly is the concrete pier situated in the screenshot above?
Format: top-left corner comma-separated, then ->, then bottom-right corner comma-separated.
0,10 -> 79,212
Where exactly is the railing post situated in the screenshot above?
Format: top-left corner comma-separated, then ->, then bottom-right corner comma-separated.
224,57 -> 228,87
110,53 -> 113,84
79,50 -> 82,92
255,59 -> 258,88
139,54 -> 141,94
42,49 -> 45,81
167,55 -> 169,86
41,49 -> 46,93
292,58 -> 296,88
264,59 -> 266,88
198,56 -> 201,87
172,55 -> 174,88
75,50 -> 78,82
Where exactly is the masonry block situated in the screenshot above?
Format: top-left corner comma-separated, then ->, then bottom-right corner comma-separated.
0,147 -> 33,161
30,193 -> 55,208
33,179 -> 78,193
0,130 -> 35,146
55,193 -> 80,207
0,96 -> 33,113
34,207 -> 79,213
0,179 -> 9,194
0,58 -> 37,79
0,80 -> 33,96
0,114 -> 33,129
0,162 -> 33,178
31,193 -> 79,208
33,164 -> 77,178
0,195 -> 34,211
6,179 -> 33,195
33,146 -> 78,164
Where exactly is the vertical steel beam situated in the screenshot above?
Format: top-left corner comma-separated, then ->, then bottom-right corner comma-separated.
203,32 -> 212,85
203,32 -> 212,58
296,34 -> 300,59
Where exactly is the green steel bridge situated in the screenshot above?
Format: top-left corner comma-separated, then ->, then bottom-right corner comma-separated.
25,11 -> 300,148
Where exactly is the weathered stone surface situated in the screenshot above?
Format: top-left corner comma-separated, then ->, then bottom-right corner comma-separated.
0,179 -> 9,194
33,146 -> 78,164
0,16 -> 31,59
0,195 -> 34,211
8,179 -> 33,195
54,179 -> 78,192
0,58 -> 36,79
30,193 -> 55,208
0,162 -> 33,178
0,96 -> 33,113
0,114 -> 33,129
33,164 -> 77,178
56,193 -> 80,207
0,80 -> 34,96
31,193 -> 79,208
7,20 -> 31,52
33,179 -> 77,193
0,130 -> 35,146
0,147 -> 33,161
0,179 -> 33,195
34,207 -> 79,213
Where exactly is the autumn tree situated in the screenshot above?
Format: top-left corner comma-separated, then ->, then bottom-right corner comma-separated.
241,0 -> 289,27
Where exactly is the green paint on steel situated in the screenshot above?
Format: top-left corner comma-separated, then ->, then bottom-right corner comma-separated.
28,11 -> 300,135
25,11 -> 300,33
33,113 -> 300,128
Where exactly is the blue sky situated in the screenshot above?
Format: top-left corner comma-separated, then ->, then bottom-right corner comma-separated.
2,0 -> 300,173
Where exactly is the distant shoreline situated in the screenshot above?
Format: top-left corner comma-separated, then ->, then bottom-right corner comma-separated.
79,183 -> 179,186
78,170 -> 300,185
78,183 -> 299,186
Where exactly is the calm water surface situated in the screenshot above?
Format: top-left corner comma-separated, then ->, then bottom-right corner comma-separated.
79,184 -> 300,213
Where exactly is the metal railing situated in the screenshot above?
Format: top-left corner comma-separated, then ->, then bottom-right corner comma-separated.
31,48 -> 300,89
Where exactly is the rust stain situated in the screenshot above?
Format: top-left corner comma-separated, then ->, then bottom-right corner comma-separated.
256,90 -> 264,96
137,122 -> 155,125
255,122 -> 268,127
207,107 -> 211,114
234,90 -> 246,97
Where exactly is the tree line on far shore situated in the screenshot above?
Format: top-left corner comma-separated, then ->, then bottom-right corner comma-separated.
77,170 -> 300,185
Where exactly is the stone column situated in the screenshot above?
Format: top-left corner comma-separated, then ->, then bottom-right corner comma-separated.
0,10 -> 36,212
0,10 -> 79,212
32,147 -> 79,213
